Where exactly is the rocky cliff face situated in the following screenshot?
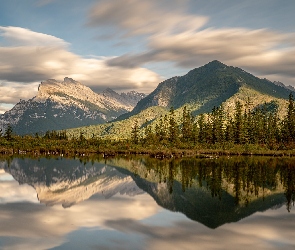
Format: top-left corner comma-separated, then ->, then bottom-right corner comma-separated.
0,77 -> 145,135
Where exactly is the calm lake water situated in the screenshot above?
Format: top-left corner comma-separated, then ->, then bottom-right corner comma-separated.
0,155 -> 294,250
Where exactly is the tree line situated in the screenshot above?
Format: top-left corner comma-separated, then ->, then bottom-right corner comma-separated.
132,94 -> 295,149
1,94 -> 295,154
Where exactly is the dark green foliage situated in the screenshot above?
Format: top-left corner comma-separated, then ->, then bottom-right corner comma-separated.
4,124 -> 13,141
168,107 -> 179,143
284,93 -> 295,142
131,120 -> 139,144
130,93 -> 294,150
117,60 -> 294,121
233,101 -> 244,144
43,130 -> 68,140
181,106 -> 194,142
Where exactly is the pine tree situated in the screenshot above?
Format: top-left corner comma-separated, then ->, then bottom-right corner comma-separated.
197,114 -> 206,143
156,116 -> 168,142
168,107 -> 179,144
4,124 -> 13,141
225,116 -> 234,143
209,106 -> 225,144
143,119 -> 154,145
131,120 -> 139,144
285,93 -> 295,142
181,106 -> 193,142
233,101 -> 244,144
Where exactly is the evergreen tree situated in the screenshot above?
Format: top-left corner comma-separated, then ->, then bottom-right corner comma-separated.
168,107 -> 179,144
209,106 -> 225,144
225,116 -> 234,143
285,93 -> 295,142
197,114 -> 206,143
131,120 -> 139,144
4,124 -> 13,141
181,106 -> 193,142
233,101 -> 244,144
143,119 -> 154,145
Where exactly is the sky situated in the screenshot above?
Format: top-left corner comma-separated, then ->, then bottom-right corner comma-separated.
0,0 -> 295,113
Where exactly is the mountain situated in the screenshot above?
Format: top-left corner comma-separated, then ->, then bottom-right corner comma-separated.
0,77 -> 145,135
66,106 -> 167,139
116,60 -> 294,121
67,60 -> 292,139
273,80 -> 295,92
119,90 -> 147,106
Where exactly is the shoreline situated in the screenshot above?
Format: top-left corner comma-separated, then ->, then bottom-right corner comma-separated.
1,146 -> 295,158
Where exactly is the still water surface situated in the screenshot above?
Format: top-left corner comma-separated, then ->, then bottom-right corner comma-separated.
0,156 -> 294,250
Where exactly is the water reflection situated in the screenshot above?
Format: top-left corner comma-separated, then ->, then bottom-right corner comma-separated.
0,157 -> 144,207
0,156 -> 294,249
105,156 -> 295,228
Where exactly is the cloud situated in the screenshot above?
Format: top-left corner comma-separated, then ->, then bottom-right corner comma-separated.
0,192 -> 159,249
87,0 -> 295,86
0,170 -> 38,204
104,207 -> 295,250
0,26 -> 68,47
0,82 -> 40,105
87,0 -> 208,36
0,103 -> 14,114
0,26 -> 161,109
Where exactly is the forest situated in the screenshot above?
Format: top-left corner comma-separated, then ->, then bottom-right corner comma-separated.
1,94 -> 295,157
130,93 -> 295,150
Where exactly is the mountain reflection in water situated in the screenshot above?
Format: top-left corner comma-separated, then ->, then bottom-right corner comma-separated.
106,156 -> 295,228
0,155 -> 294,249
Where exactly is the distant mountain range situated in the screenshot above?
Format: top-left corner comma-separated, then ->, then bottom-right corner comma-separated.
0,60 -> 294,136
0,77 -> 145,135
67,60 -> 294,139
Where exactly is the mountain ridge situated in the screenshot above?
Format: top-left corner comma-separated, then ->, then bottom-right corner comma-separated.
0,60 -> 294,136
0,77 -> 146,135
116,60 -> 294,121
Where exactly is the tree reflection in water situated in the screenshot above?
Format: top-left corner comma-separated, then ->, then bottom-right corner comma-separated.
1,155 -> 294,229
110,156 -> 295,212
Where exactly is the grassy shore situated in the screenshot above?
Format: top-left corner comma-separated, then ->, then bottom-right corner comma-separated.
1,137 -> 295,158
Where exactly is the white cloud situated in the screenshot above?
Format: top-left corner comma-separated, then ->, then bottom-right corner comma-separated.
0,193 -> 159,250
0,26 -> 161,109
0,82 -> 39,105
88,0 -> 295,86
0,103 -> 13,114
87,0 -> 208,36
0,26 -> 68,47
0,170 -> 38,203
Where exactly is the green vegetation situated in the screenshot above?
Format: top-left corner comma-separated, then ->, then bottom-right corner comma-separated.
117,60 -> 293,121
66,106 -> 168,140
1,93 -> 295,157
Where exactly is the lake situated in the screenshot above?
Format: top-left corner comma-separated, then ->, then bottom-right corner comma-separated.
0,155 -> 294,250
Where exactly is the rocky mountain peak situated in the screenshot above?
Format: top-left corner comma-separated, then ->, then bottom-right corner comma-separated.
117,60 -> 294,121
103,87 -> 120,97
120,91 -> 147,107
64,76 -> 76,83
0,77 -> 146,135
